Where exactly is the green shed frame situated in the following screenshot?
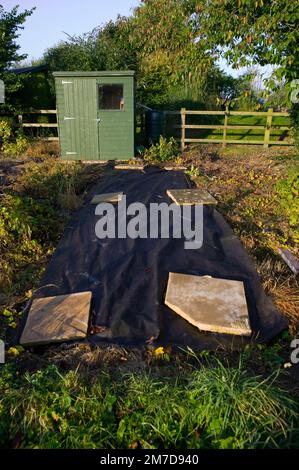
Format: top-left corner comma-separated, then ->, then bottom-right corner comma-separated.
54,71 -> 135,161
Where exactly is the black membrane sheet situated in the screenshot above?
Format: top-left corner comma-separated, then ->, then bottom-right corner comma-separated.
25,167 -> 287,349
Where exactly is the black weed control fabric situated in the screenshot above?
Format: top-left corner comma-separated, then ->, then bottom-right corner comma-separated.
23,167 -> 287,349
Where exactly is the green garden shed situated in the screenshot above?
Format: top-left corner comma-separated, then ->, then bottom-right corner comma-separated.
54,71 -> 135,161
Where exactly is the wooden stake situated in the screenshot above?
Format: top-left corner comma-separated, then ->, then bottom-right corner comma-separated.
181,108 -> 186,151
222,105 -> 229,148
264,108 -> 273,148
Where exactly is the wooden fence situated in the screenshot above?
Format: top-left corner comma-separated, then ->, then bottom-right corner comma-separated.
164,106 -> 293,149
11,109 -> 59,141
2,107 -> 294,149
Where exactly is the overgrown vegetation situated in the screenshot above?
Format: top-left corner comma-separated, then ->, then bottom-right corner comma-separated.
0,192 -> 61,291
183,145 -> 299,330
0,357 -> 298,449
0,158 -> 104,339
0,120 -> 29,157
143,136 -> 179,163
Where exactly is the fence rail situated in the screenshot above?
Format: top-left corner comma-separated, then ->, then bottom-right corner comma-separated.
164,107 -> 293,149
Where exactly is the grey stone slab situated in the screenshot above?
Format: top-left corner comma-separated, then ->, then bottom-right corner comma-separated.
164,166 -> 187,170
90,192 -> 123,204
167,188 -> 217,205
20,292 -> 92,346
278,248 -> 299,275
115,164 -> 146,170
165,273 -> 251,336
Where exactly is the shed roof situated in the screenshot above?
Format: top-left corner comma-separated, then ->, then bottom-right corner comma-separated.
53,71 -> 135,77
10,64 -> 48,74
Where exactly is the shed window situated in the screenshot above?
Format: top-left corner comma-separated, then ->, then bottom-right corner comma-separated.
98,84 -> 124,110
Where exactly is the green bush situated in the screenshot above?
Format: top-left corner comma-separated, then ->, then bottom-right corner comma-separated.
143,136 -> 179,163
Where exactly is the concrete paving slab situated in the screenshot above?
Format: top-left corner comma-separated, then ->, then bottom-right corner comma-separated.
20,291 -> 92,346
167,188 -> 217,205
164,166 -> 187,170
165,273 -> 251,336
115,164 -> 146,170
90,192 -> 123,204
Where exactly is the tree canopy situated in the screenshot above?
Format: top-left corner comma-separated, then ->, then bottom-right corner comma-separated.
0,4 -> 34,73
44,1 -> 236,108
2,1 -> 298,110
194,0 -> 298,85
0,4 -> 35,107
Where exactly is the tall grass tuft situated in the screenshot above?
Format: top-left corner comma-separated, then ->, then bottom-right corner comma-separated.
187,359 -> 298,448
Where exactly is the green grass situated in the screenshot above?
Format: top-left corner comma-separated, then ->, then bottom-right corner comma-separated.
0,359 -> 298,449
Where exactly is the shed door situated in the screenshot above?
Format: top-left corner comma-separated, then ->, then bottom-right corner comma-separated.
62,78 -> 99,160
97,78 -> 134,160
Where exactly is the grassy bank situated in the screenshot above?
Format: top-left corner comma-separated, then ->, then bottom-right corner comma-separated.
1,357 -> 298,449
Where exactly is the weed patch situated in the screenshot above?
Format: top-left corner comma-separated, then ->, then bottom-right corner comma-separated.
0,158 -> 105,339
0,120 -> 29,157
143,136 -> 179,163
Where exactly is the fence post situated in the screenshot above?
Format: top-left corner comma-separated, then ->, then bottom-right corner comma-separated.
264,108 -> 273,148
18,114 -> 23,129
181,108 -> 186,151
222,105 -> 229,148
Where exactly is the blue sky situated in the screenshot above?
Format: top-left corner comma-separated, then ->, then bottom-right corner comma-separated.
5,0 -> 255,78
5,0 -> 140,60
